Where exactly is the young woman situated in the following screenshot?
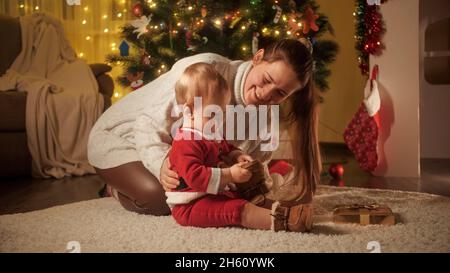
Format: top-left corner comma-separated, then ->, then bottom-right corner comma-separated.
88,39 -> 321,218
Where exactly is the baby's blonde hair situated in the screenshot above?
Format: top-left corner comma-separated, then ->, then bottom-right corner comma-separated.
175,62 -> 230,109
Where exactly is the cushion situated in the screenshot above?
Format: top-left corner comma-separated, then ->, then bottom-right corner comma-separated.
0,91 -> 27,131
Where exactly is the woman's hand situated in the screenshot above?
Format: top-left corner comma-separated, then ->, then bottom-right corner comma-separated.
230,162 -> 252,183
160,157 -> 179,191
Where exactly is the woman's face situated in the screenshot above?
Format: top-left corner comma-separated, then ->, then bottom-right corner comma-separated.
243,51 -> 303,106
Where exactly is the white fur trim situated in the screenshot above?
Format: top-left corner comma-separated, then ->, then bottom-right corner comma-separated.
206,168 -> 221,194
165,192 -> 206,208
363,80 -> 381,117
271,201 -> 281,231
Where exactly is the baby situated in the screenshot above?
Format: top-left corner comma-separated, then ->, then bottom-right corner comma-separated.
166,62 -> 312,232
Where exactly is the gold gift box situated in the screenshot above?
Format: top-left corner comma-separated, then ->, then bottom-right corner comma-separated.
333,204 -> 396,226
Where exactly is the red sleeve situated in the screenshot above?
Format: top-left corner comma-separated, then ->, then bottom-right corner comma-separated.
169,139 -> 212,192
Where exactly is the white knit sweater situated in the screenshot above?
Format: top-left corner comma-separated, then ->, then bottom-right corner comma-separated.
87,53 -> 272,180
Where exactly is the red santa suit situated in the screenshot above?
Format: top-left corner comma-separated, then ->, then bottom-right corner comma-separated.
167,127 -> 248,228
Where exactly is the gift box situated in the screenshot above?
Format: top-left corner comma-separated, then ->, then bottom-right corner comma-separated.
333,204 -> 395,226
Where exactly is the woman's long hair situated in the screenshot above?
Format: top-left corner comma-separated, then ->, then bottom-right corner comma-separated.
262,39 -> 321,202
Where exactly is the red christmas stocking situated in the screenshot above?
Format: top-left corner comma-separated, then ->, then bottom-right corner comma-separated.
344,66 -> 381,172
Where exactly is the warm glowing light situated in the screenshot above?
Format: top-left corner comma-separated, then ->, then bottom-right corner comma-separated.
286,31 -> 291,35
242,46 -> 247,51
82,19 -> 87,25
188,6 -> 193,10
275,30 -> 280,35
177,22 -> 182,27
103,15 -> 108,19
104,28 -> 109,33
19,4 -> 24,8
85,36 -> 91,41
114,92 -> 120,98
84,6 -> 88,12
262,28 -> 268,33
34,6 -> 39,10
241,25 -> 246,30
117,13 -> 122,18
79,53 -> 84,57
215,20 -> 221,26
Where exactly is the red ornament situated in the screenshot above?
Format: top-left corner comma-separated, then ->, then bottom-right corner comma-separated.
328,163 -> 345,179
127,71 -> 145,91
132,2 -> 143,17
301,7 -> 319,34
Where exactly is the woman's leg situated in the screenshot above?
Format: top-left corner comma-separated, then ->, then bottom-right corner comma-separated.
240,203 -> 272,230
95,161 -> 171,216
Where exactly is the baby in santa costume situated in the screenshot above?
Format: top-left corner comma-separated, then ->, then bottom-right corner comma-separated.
167,62 -> 313,232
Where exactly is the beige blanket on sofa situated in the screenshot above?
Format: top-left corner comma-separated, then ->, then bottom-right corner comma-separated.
0,13 -> 104,179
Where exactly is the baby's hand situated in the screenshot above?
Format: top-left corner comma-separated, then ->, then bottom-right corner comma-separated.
230,162 -> 252,183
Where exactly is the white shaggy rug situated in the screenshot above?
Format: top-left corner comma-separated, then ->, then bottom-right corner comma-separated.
0,186 -> 449,253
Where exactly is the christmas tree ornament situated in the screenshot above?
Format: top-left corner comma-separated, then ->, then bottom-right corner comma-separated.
272,5 -> 282,23
328,163 -> 345,179
132,2 -> 143,17
141,52 -> 151,66
201,5 -> 207,18
127,71 -> 145,90
344,65 -> 381,172
131,15 -> 153,38
252,32 -> 259,55
119,40 -> 130,57
185,30 -> 192,49
301,7 -> 319,34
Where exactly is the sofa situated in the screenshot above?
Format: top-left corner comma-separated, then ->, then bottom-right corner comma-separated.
0,14 -> 113,177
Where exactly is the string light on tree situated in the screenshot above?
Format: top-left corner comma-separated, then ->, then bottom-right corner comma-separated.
106,0 -> 338,92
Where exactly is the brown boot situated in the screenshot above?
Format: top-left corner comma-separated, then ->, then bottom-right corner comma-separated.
270,201 -> 313,232
235,160 -> 269,206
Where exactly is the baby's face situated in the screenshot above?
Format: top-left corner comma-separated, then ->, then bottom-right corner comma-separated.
185,92 -> 230,137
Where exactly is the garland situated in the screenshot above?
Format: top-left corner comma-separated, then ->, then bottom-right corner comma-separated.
354,0 -> 387,75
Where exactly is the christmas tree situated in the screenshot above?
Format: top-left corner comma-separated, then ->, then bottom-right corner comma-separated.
107,0 -> 338,92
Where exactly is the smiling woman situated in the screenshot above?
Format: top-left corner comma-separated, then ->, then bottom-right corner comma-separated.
247,39 -> 320,204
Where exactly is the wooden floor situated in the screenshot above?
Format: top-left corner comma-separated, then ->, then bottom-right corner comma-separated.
0,145 -> 449,215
